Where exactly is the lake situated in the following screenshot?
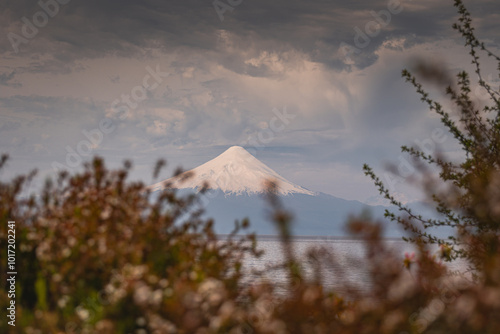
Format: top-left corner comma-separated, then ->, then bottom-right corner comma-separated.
241,237 -> 469,294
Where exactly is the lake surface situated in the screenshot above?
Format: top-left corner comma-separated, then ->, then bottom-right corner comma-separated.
241,237 -> 468,294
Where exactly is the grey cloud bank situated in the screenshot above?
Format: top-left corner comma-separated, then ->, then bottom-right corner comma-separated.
0,0 -> 499,202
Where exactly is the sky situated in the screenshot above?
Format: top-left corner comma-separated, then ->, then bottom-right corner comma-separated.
0,0 -> 499,203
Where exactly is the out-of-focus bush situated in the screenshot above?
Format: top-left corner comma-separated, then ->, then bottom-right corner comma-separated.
0,155 -> 499,334
0,157 -> 262,333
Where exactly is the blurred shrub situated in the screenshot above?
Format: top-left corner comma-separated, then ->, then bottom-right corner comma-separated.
0,155 -> 499,334
0,157 -> 261,333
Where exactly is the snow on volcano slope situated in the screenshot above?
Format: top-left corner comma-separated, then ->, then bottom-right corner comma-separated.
148,146 -> 315,196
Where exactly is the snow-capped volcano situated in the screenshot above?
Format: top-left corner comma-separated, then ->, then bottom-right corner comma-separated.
149,146 -> 315,196
146,146 -> 400,236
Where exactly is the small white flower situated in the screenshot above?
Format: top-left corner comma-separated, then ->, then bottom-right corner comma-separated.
100,207 -> 112,220
134,284 -> 152,305
57,295 -> 70,308
159,279 -> 169,288
76,306 -> 90,321
98,238 -> 107,254
67,236 -> 77,247
147,275 -> 159,284
27,232 -> 37,240
61,247 -> 71,258
198,278 -> 222,295
151,289 -> 163,306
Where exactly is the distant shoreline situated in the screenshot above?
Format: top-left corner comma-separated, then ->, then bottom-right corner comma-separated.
216,234 -> 404,241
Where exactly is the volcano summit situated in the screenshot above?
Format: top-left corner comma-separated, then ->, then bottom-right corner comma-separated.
149,146 -> 390,236
149,146 -> 315,196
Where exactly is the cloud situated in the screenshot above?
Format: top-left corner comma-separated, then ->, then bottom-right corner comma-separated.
1,0 -> 499,201
0,70 -> 21,87
2,0 -> 496,72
